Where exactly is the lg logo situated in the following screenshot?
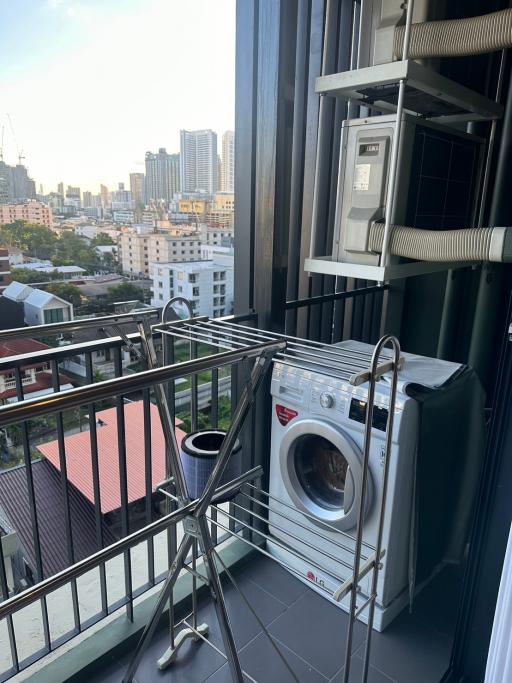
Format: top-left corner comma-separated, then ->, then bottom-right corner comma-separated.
306,570 -> 325,588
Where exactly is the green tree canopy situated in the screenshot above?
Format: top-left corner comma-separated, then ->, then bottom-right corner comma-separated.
0,220 -> 57,260
106,282 -> 145,302
91,232 -> 116,246
46,282 -> 82,308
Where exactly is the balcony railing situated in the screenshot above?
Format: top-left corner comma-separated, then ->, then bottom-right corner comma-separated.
0,285 -> 387,681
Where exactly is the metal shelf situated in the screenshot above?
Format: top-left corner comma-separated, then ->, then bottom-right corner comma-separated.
316,60 -> 502,122
305,255 -> 476,282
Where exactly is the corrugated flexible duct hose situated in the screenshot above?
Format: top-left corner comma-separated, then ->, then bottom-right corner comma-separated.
393,8 -> 512,60
368,223 -> 512,263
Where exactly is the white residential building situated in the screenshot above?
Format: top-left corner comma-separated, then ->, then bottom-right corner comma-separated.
75,224 -> 98,240
221,131 -> 235,193
118,232 -> 203,277
150,258 -> 233,317
3,281 -> 73,325
180,130 -> 218,194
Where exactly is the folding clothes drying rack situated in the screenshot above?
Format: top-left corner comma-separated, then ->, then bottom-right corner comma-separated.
120,309 -> 403,683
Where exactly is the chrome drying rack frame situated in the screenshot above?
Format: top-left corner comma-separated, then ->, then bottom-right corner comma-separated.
121,308 -> 403,683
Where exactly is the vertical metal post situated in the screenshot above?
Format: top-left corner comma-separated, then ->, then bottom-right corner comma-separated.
0,536 -> 19,673
14,366 -> 51,652
379,0 -> 415,268
50,359 -> 81,633
360,338 -> 401,682
113,347 -> 133,622
343,336 -> 401,682
142,387 -> 155,586
85,353 -> 108,614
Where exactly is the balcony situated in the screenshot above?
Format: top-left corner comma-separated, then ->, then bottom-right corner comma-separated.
0,286 -> 466,682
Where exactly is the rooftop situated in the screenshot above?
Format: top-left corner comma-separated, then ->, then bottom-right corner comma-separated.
0,459 -> 115,578
37,401 -> 187,514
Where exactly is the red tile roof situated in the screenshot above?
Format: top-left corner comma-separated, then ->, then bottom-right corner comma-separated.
0,371 -> 73,401
0,338 -> 50,358
37,401 -> 187,513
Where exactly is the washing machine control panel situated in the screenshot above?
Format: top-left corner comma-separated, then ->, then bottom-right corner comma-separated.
272,361 -> 406,434
319,391 -> 334,408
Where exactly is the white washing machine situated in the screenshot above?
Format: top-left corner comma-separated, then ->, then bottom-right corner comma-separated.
267,347 -> 443,631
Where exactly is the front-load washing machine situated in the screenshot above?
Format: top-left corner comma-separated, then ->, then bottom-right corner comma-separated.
267,344 -> 468,631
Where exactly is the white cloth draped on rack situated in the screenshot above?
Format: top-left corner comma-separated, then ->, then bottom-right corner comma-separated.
485,522 -> 512,683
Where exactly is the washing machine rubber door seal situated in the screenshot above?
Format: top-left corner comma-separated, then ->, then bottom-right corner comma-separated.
279,418 -> 372,531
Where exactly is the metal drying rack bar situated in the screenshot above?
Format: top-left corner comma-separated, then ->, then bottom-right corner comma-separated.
119,306 -> 403,683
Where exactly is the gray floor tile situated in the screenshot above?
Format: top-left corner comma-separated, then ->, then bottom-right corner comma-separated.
408,566 -> 462,638
268,589 -> 365,680
361,610 -> 453,683
240,556 -> 308,606
204,631 -> 329,682
330,653 -> 397,682
89,627 -> 225,683
196,571 -> 288,651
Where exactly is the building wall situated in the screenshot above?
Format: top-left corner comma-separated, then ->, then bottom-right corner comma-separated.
129,173 -> 145,206
0,202 -> 53,228
180,130 -> 218,194
221,131 -> 235,193
144,149 -> 180,204
24,299 -> 73,326
151,259 -> 234,317
118,232 -> 202,277
0,248 -> 12,293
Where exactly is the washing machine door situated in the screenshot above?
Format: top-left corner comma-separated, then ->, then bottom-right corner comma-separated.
279,418 -> 372,531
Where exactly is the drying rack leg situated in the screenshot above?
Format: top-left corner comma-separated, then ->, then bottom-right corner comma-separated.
157,622 -> 210,670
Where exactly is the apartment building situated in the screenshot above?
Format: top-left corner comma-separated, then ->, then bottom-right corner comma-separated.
0,201 -> 53,228
118,232 -> 203,277
150,257 -> 233,317
0,249 -> 12,294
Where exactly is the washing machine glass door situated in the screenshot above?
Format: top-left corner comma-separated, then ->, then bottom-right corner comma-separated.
280,418 -> 371,531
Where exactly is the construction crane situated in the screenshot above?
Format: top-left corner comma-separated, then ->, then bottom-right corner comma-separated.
6,113 -> 25,166
0,125 -> 4,162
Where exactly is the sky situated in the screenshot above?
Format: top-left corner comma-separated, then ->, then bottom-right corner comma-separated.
0,0 -> 236,193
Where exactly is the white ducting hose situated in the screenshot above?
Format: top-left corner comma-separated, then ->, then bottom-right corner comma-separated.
393,8 -> 512,60
368,223 -> 512,263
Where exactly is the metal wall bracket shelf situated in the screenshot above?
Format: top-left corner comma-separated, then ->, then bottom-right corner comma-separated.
305,255 -> 477,282
316,60 -> 503,122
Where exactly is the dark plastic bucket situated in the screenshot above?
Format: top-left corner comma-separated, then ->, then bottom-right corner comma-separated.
180,430 -> 242,502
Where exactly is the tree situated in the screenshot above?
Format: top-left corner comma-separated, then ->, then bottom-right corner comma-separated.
0,220 -> 57,260
10,267 -> 46,284
46,282 -> 82,308
92,233 -> 116,246
107,282 -> 145,302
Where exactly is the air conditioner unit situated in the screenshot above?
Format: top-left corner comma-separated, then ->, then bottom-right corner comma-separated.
306,113 -> 486,280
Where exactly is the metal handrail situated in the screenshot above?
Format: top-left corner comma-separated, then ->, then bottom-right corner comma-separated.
0,467 -> 263,620
0,339 -> 286,428
0,309 -> 160,342
285,284 -> 389,310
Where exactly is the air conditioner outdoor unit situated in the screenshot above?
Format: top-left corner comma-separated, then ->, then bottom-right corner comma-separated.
305,113 -> 496,281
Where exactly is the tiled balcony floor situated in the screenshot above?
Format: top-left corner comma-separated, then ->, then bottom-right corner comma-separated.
88,555 -> 459,682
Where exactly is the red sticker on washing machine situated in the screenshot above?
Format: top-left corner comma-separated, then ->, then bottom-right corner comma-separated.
276,405 -> 298,426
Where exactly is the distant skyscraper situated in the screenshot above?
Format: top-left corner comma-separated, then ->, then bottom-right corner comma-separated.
65,186 -> 81,208
83,191 -> 93,208
180,130 -> 218,194
0,161 -> 37,202
129,172 -> 145,206
111,182 -> 133,210
144,149 -> 180,204
169,154 -> 180,199
221,131 -> 235,193
100,184 -> 109,208
57,182 -> 64,196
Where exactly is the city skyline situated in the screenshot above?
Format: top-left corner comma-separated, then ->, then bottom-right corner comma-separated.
0,0 -> 235,190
